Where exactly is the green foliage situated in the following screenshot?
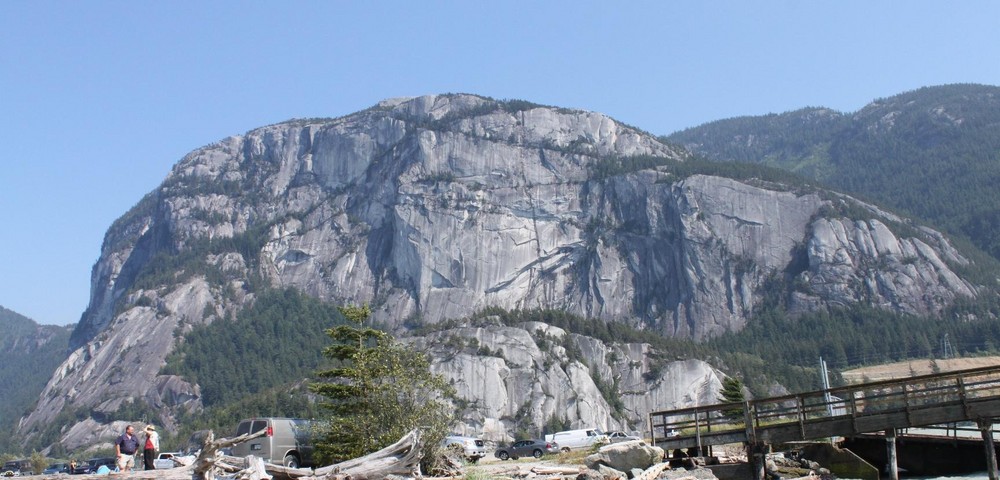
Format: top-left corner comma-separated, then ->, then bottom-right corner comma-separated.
169,384 -> 319,453
543,414 -> 571,437
29,451 -> 47,474
718,377 -> 746,420
103,192 -> 160,253
668,84 -> 1000,263
0,307 -> 71,454
499,99 -> 545,113
161,288 -> 347,407
130,221 -> 272,293
707,291 -> 1000,394
589,155 -> 676,180
310,306 -> 455,466
588,152 -> 819,192
665,107 -> 850,176
419,171 -> 457,184
395,95 -> 549,132
501,402 -> 537,440
590,371 -> 627,420
415,296 -> 1000,399
106,399 -> 162,427
719,376 -> 746,403
18,406 -> 91,455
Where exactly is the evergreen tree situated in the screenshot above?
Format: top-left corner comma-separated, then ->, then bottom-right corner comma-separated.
719,376 -> 747,420
29,451 -> 47,475
310,305 -> 455,465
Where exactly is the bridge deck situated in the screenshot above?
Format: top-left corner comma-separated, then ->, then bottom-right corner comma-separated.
649,364 -> 1000,451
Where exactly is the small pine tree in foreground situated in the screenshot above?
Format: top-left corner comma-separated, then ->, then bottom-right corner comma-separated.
309,305 -> 455,465
719,376 -> 747,420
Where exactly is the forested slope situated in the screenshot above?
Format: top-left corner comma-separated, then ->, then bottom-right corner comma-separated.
0,307 -> 71,453
668,84 -> 1000,260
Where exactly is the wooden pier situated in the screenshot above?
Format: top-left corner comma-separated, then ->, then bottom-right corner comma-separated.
649,365 -> 1000,480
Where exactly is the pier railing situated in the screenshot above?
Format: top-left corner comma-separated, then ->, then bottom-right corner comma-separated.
649,364 -> 1000,451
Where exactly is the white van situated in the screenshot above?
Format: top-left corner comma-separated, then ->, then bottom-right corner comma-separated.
545,428 -> 608,451
231,418 -> 315,468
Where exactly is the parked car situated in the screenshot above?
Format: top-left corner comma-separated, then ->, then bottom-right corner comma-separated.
545,428 -> 608,451
440,435 -> 486,463
231,417 -> 315,468
607,431 -> 641,443
153,452 -> 182,470
71,457 -> 116,474
42,462 -> 71,475
2,459 -> 31,477
494,439 -> 560,460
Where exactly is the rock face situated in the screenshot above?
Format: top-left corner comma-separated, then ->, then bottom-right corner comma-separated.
18,94 -> 982,450
410,322 -> 724,440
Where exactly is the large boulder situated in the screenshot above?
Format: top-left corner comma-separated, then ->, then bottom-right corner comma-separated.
585,439 -> 665,472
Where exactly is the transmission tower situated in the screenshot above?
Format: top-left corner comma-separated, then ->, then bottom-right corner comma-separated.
941,333 -> 953,359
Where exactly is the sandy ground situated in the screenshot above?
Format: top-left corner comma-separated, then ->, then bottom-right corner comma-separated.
462,444 -> 749,477
465,454 -> 587,476
840,356 -> 1000,384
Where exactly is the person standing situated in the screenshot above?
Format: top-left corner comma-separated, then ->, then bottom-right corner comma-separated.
114,425 -> 140,472
143,425 -> 160,470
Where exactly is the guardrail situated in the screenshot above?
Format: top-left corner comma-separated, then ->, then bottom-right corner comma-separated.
649,364 -> 1000,451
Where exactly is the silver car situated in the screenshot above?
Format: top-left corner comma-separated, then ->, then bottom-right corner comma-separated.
441,435 -> 486,463
607,431 -> 641,443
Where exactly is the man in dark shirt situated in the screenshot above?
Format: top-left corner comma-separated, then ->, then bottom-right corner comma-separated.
114,425 -> 140,471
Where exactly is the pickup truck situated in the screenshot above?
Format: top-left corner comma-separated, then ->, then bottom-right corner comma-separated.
154,453 -> 182,469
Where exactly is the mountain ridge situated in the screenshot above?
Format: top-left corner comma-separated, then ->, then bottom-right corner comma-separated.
667,83 -> 1000,261
13,92 -> 995,453
0,306 -> 72,453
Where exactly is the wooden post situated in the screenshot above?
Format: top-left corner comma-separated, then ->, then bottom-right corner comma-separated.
885,428 -> 899,480
743,400 -> 756,443
978,418 -> 999,480
648,413 -> 656,446
695,410 -> 702,454
750,441 -> 768,480
746,401 -> 765,480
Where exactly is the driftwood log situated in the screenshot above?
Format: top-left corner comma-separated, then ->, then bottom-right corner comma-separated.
28,428 -> 424,480
633,463 -> 671,480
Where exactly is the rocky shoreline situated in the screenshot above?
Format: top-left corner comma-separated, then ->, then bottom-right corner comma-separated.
460,440 -> 844,480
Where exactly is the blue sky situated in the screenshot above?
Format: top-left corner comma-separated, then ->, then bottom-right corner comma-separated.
2,1 -> 999,326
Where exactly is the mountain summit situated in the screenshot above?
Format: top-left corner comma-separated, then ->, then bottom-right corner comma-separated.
20,94 -> 984,450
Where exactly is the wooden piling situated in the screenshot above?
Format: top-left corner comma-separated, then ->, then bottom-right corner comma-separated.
749,441 -> 768,480
885,428 -> 899,480
978,418 -> 999,480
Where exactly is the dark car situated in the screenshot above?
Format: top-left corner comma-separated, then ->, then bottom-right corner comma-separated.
71,458 -> 116,474
42,463 -> 71,475
2,459 -> 32,477
494,439 -> 560,460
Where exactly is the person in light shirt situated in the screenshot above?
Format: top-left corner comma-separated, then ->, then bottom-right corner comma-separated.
143,424 -> 160,470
